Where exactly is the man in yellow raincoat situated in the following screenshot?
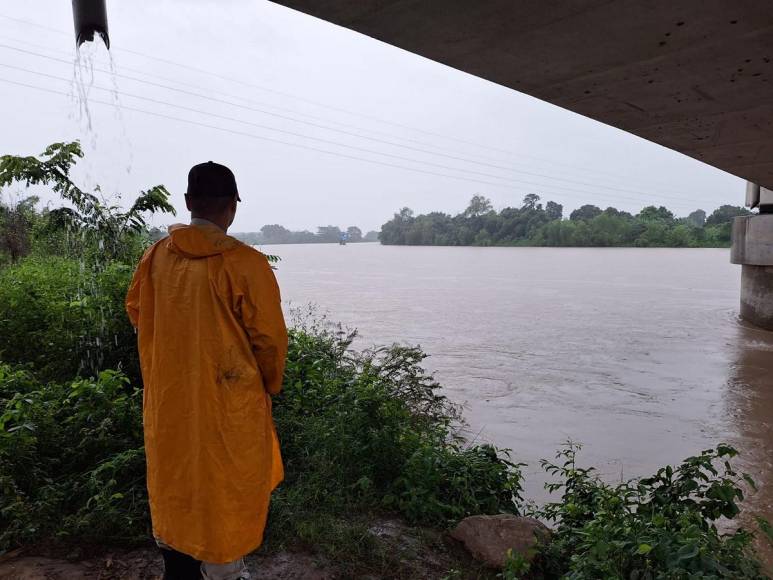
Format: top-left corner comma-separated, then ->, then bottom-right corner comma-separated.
126,161 -> 287,580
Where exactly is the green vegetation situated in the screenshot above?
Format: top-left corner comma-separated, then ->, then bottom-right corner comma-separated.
0,257 -> 139,382
276,320 -> 522,526
379,194 -> 752,247
531,443 -> 769,579
233,224 -> 380,245
0,143 -> 770,578
0,142 -> 173,265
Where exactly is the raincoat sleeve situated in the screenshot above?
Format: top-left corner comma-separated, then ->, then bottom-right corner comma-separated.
240,255 -> 288,395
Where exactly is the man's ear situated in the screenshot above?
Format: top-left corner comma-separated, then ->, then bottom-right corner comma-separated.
184,194 -> 192,212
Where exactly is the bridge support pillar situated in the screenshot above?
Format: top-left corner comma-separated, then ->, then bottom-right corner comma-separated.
732,214 -> 773,330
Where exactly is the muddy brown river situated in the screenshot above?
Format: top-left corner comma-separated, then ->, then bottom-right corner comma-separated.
266,243 -> 772,528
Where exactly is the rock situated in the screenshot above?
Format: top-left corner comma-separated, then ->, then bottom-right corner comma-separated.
449,515 -> 551,569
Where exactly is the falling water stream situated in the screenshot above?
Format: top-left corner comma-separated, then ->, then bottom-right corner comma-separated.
66,36 -> 133,377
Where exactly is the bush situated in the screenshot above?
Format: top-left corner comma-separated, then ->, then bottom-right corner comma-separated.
535,443 -> 768,579
0,366 -> 146,547
269,318 -> 523,546
0,257 -> 138,383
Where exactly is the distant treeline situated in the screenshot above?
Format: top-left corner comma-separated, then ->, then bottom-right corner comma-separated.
379,194 -> 751,247
232,224 -> 379,245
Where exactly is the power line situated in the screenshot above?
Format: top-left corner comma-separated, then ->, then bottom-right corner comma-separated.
0,34 -> 697,201
0,12 -> 717,198
0,62 -> 708,209
0,33 -> 384,132
27,86 -> 703,212
0,45 -> 709,207
0,76 -> 700,210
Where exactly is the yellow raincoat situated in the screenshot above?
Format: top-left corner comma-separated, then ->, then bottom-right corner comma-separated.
126,223 -> 287,563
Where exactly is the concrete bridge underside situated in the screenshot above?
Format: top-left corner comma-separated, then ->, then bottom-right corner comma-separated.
272,0 -> 773,190
273,0 -> 773,329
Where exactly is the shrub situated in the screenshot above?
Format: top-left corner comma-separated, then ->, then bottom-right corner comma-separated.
0,367 -> 146,547
0,257 -> 138,383
535,443 -> 768,579
270,318 -> 523,544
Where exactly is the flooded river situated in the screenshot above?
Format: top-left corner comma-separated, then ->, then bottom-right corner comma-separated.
266,243 -> 772,521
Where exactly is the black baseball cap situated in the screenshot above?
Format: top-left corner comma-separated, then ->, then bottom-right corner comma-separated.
186,161 -> 241,202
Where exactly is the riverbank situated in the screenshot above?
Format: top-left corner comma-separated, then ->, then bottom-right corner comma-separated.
379,196 -> 750,248
0,518 -> 491,579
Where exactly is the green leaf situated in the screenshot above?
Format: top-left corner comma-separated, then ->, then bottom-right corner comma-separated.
636,543 -> 653,555
676,543 -> 699,561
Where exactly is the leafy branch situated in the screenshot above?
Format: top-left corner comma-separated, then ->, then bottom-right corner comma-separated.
0,142 -> 175,262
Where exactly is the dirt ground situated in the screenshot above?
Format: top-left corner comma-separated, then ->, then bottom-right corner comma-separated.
0,520 -> 490,580
0,548 -> 337,580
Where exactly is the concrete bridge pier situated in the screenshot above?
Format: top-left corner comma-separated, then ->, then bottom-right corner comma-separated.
732,190 -> 773,330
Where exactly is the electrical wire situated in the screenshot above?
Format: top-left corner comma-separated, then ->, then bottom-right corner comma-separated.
0,62 -> 709,210
0,45 -> 710,207
0,33 -> 697,202
0,12 -> 720,198
0,76 -> 700,210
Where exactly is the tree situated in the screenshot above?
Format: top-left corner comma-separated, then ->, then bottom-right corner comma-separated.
0,195 -> 39,262
545,201 -> 563,221
379,207 -> 414,245
522,194 -> 541,211
261,224 -> 292,243
378,196 -> 736,248
463,195 -> 493,218
317,225 -> 342,243
0,142 -> 175,262
638,205 -> 675,223
686,209 -> 707,227
346,226 -> 362,242
587,213 -> 633,246
602,207 -> 633,219
569,205 -> 602,221
668,224 -> 693,247
397,207 -> 414,221
706,205 -> 751,226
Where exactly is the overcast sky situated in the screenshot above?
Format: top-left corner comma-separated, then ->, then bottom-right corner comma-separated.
0,1 -> 745,233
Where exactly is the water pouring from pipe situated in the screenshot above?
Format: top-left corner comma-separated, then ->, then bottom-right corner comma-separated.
72,0 -> 110,49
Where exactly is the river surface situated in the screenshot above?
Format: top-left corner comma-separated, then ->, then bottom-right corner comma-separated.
265,243 -> 772,523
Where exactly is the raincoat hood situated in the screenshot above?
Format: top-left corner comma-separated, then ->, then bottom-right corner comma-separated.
166,223 -> 240,259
